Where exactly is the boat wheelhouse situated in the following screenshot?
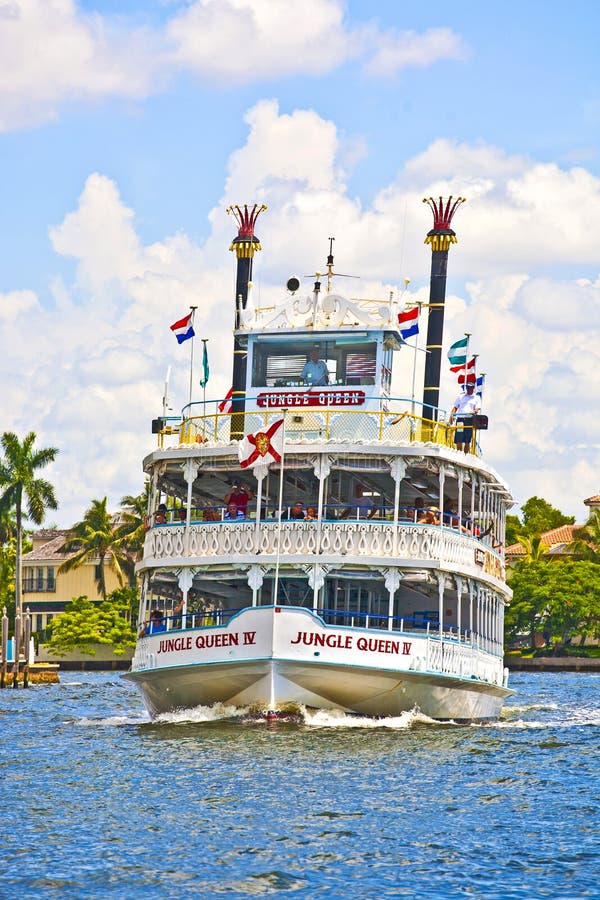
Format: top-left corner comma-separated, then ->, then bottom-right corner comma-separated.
125,203 -> 514,721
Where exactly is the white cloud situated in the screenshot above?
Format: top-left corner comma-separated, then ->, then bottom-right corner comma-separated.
0,0 -> 159,131
0,0 -> 467,131
166,0 -> 465,84
364,26 -> 466,77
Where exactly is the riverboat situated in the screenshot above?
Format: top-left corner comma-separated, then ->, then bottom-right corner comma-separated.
124,202 -> 514,721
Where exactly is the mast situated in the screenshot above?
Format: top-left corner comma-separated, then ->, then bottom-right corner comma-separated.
421,196 -> 466,420
227,203 -> 267,439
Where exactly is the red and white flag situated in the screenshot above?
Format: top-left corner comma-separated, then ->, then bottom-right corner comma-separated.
450,355 -> 476,374
218,387 -> 233,414
238,418 -> 284,470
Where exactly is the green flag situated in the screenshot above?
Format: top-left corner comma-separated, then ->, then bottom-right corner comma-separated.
199,342 -> 209,388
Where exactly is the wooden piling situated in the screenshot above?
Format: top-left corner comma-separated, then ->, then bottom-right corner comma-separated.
12,613 -> 20,689
23,610 -> 31,689
1,607 -> 7,689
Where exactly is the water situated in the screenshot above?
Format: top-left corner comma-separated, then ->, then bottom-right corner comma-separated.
1,673 -> 598,899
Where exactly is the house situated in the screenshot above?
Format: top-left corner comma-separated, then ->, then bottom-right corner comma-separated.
22,530 -> 124,635
505,524 -> 578,565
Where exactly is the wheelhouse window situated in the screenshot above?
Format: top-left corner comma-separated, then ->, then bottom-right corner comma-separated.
251,337 -> 378,388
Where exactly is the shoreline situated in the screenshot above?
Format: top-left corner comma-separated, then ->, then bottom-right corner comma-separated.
505,656 -> 600,673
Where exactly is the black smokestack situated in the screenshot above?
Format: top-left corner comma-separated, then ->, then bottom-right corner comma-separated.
421,196 -> 466,420
227,204 -> 267,439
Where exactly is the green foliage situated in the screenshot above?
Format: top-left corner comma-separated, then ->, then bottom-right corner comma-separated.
118,483 -> 150,564
507,559 -> 600,649
0,431 -> 58,615
521,496 -> 574,536
46,595 -> 137,657
107,585 -> 140,621
506,496 -> 575,545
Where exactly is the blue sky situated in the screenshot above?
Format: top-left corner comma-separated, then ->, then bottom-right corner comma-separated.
1,0 -> 599,525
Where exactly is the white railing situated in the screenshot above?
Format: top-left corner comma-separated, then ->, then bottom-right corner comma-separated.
143,520 -> 504,583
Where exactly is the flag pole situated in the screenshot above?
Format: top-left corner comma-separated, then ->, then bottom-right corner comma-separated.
188,306 -> 198,409
273,411 -> 287,607
201,338 -> 208,437
410,300 -> 423,418
462,332 -> 471,392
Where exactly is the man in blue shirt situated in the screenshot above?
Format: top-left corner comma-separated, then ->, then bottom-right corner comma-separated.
301,348 -> 329,386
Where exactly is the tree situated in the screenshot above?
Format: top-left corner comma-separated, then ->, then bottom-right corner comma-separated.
0,432 -> 58,617
507,559 -> 600,650
521,496 -> 574,537
569,510 -> 600,563
45,594 -> 137,657
515,535 -> 550,563
59,497 -> 130,600
118,483 -> 150,573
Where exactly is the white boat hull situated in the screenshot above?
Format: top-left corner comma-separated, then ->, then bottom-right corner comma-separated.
125,607 -> 512,721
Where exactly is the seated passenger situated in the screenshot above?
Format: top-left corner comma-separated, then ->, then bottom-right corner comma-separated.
177,507 -> 187,522
284,501 -> 305,520
139,609 -> 166,636
305,506 -> 317,520
224,502 -> 245,520
417,507 -> 440,525
202,501 -> 220,522
154,504 -> 168,525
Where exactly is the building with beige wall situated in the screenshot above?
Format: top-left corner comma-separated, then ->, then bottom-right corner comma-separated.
23,530 -> 125,634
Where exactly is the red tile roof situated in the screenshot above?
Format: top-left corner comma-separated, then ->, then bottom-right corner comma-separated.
506,524 -> 578,558
584,494 -> 600,506
24,530 -> 76,562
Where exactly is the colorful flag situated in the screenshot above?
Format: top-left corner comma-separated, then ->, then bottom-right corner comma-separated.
218,387 -> 233,414
398,306 -> 419,340
450,356 -> 476,374
199,342 -> 209,388
458,372 -> 477,385
238,418 -> 284,470
170,312 -> 195,344
476,374 -> 486,397
447,337 -> 469,366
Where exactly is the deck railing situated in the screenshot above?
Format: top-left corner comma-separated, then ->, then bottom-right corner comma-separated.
157,399 -> 481,455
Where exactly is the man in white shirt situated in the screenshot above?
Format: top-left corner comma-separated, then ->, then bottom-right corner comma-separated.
301,348 -> 329,386
449,383 -> 480,452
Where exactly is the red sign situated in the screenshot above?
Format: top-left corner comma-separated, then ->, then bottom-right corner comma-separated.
256,390 -> 365,409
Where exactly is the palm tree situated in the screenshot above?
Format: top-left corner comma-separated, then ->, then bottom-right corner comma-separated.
59,497 -> 130,600
516,534 -> 549,563
118,482 -> 151,567
0,432 -> 58,617
569,510 -> 600,562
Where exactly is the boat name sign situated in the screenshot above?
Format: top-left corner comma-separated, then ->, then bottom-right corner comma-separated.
256,390 -> 365,408
154,629 -> 412,658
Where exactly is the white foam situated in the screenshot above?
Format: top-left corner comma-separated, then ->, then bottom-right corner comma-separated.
155,702 -> 248,724
302,706 -> 442,729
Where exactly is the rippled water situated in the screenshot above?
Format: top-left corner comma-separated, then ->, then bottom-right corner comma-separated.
1,673 -> 599,899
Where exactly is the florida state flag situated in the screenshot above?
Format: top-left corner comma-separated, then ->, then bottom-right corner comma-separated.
238,418 -> 284,470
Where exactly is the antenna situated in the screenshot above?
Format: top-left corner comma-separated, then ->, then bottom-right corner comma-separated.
305,239 -> 360,292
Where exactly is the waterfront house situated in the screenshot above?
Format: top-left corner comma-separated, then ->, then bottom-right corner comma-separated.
22,530 -> 124,635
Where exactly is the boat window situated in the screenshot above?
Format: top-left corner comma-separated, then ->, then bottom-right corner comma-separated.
251,338 -> 377,388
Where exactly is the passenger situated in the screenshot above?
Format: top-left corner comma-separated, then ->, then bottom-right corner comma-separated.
284,501 -> 306,520
154,503 -> 168,525
417,507 -> 440,525
177,507 -> 187,522
224,502 -> 245,520
305,506 -> 318,521
301,347 -> 329,386
449,383 -> 481,452
139,609 -> 166,636
223,483 -> 253,516
201,501 -> 220,522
